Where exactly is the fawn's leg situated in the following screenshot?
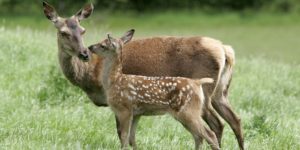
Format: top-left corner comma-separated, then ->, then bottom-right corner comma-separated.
202,102 -> 224,146
202,85 -> 224,147
176,117 -> 202,150
176,113 -> 219,150
129,116 -> 141,150
173,99 -> 219,150
115,110 -> 133,150
115,116 -> 122,142
200,121 -> 220,150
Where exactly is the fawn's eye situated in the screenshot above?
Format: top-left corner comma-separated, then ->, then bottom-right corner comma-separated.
100,45 -> 106,49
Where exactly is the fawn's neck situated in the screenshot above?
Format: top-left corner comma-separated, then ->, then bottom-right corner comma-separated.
101,54 -> 122,90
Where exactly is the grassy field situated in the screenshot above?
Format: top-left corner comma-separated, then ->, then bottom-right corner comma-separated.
0,12 -> 300,149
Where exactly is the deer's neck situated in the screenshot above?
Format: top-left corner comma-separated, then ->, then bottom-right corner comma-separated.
101,55 -> 122,90
57,40 -> 93,87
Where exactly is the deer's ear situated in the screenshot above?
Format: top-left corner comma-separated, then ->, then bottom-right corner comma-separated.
43,1 -> 58,22
121,29 -> 135,44
76,3 -> 94,21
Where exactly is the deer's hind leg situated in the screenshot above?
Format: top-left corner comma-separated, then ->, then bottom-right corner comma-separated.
212,83 -> 244,150
212,92 -> 244,150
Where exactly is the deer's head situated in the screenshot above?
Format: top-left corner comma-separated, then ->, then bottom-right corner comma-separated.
43,1 -> 93,61
88,29 -> 135,58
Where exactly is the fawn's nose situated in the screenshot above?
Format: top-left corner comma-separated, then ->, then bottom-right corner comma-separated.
88,45 -> 94,52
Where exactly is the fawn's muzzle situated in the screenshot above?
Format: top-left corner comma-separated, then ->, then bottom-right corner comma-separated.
88,45 -> 95,53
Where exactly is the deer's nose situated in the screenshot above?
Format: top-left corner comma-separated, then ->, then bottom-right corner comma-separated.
78,50 -> 90,61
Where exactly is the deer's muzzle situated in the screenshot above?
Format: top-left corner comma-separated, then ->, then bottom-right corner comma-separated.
78,50 -> 90,61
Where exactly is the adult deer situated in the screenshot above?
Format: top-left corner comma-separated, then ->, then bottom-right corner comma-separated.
42,1 -> 106,106
88,29 -> 219,150
43,1 -> 243,149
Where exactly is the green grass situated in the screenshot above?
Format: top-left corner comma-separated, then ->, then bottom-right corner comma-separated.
0,12 -> 300,149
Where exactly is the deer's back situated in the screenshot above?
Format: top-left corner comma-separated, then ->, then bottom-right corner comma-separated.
122,36 -> 225,81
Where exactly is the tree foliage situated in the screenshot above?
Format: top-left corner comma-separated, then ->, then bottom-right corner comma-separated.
0,0 -> 299,14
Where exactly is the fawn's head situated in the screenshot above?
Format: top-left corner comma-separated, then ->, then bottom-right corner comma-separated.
88,29 -> 135,58
43,1 -> 93,61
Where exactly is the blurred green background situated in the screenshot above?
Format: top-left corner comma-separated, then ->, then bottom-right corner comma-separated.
1,0 -> 300,63
0,0 -> 299,150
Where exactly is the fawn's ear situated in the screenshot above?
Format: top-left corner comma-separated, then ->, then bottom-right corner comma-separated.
76,3 -> 94,21
120,29 -> 135,44
107,34 -> 113,45
43,1 -> 58,22
107,34 -> 117,48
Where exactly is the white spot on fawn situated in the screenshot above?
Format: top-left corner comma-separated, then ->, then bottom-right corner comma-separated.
179,91 -> 183,99
128,83 -> 135,90
127,95 -> 133,101
130,90 -> 137,95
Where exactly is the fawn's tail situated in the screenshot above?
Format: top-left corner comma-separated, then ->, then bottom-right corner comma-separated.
195,78 -> 214,86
